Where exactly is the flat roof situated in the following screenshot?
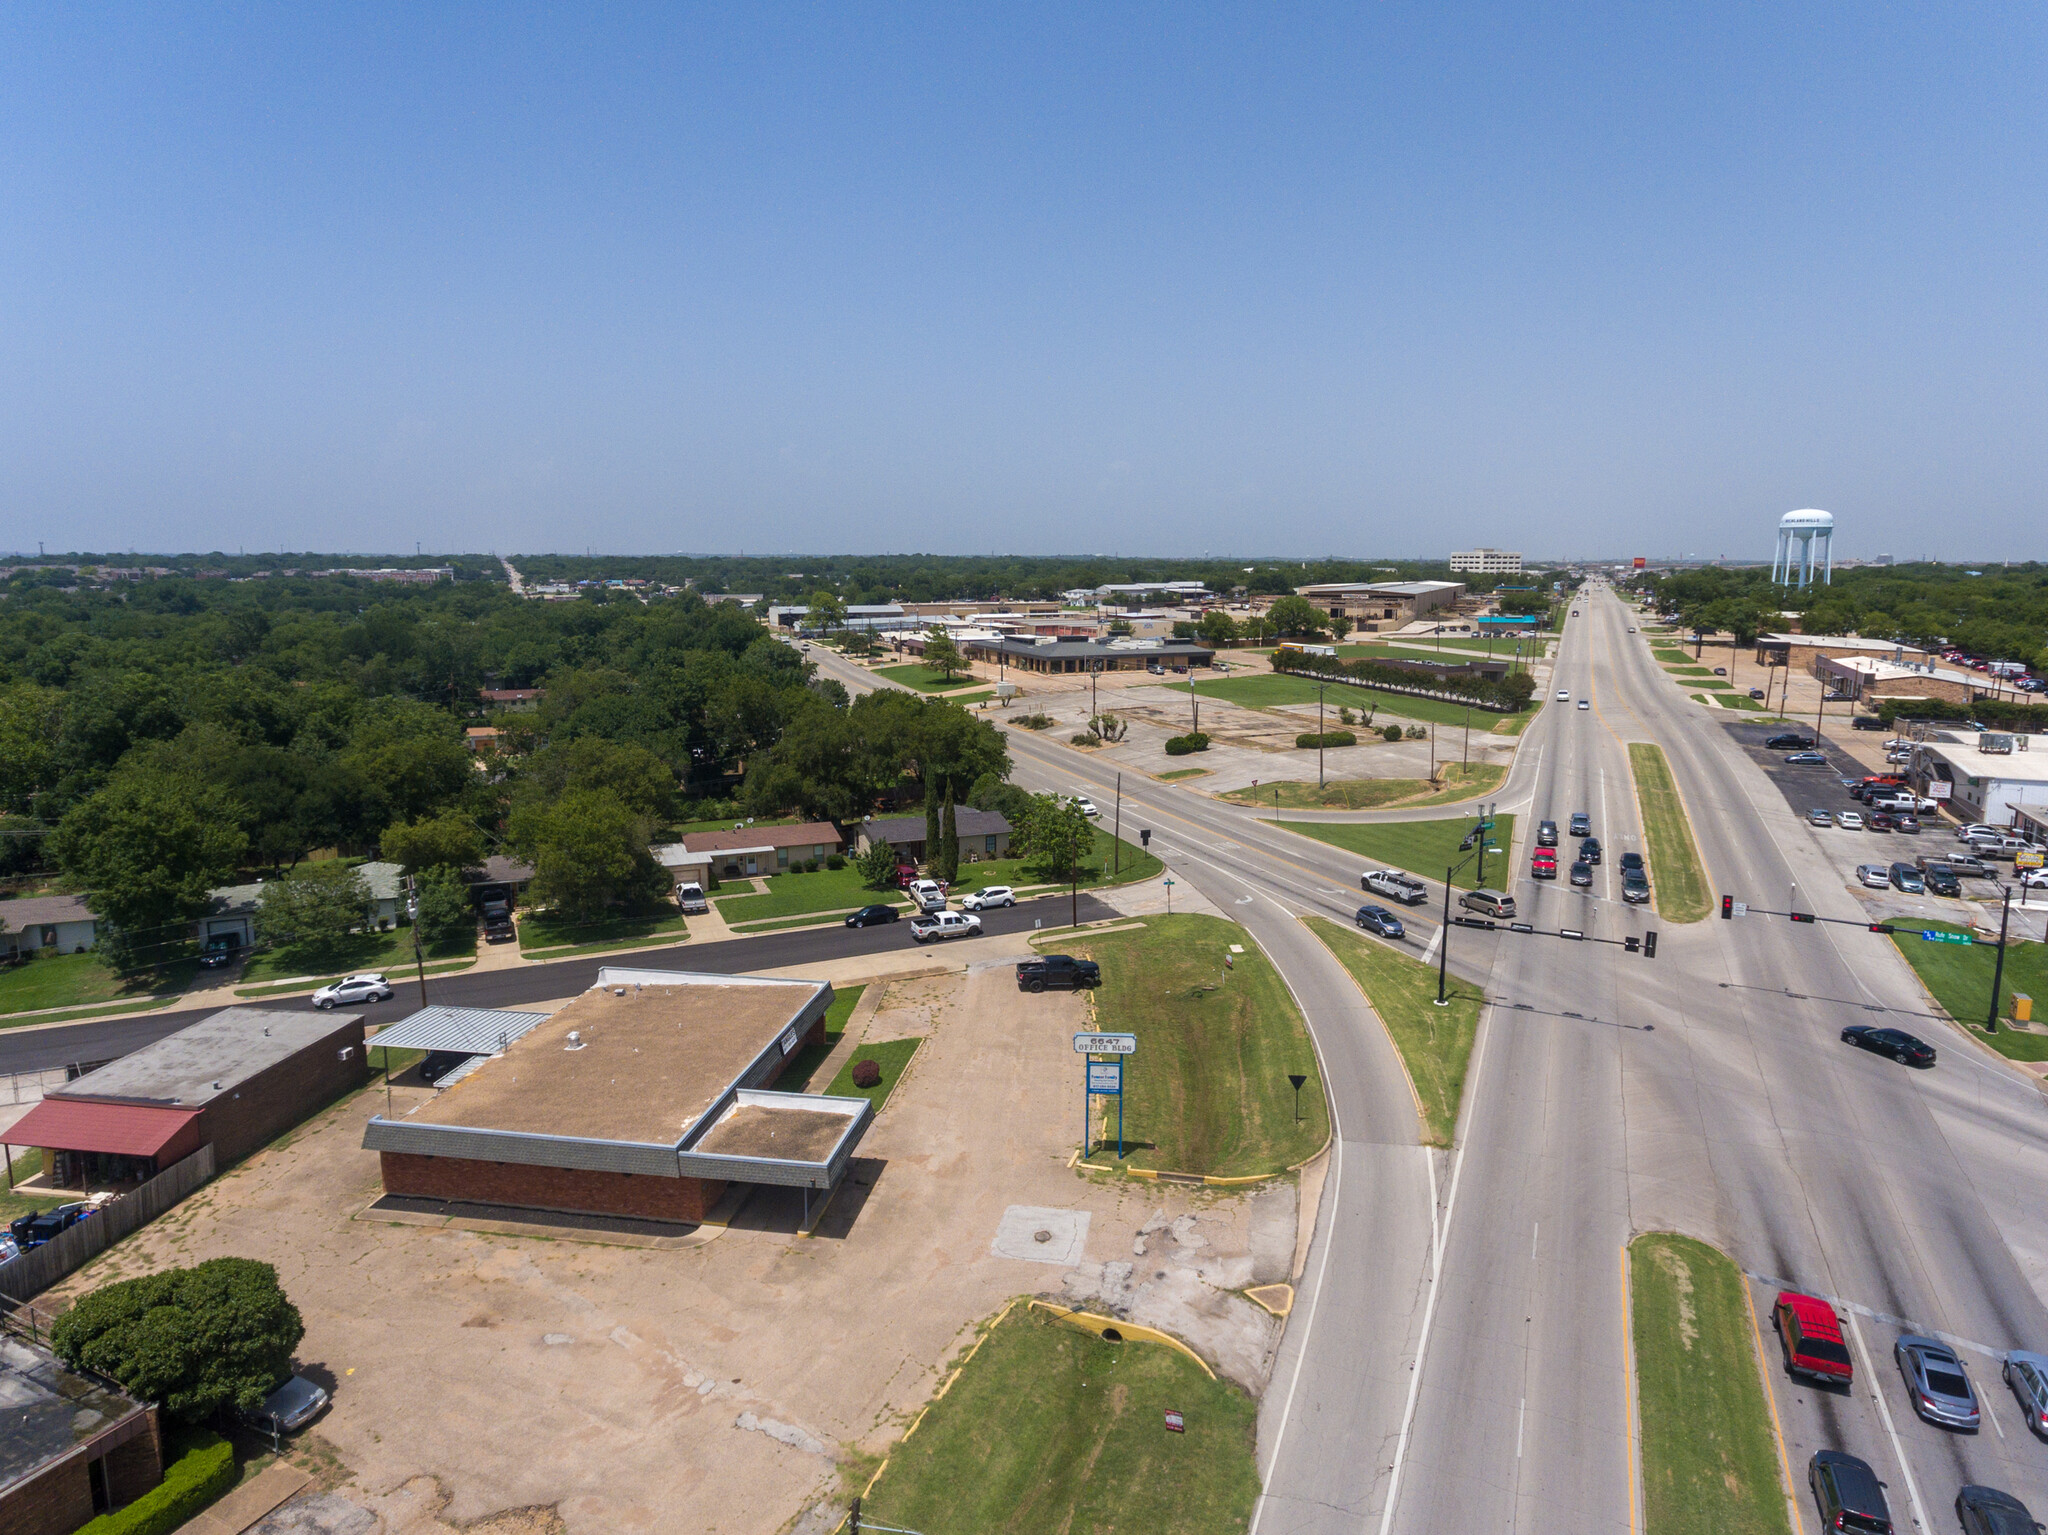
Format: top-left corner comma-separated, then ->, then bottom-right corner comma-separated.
1918,736 -> 2048,781
1762,633 -> 1929,653
967,636 -> 1212,659
52,1008 -> 360,1109
0,1335 -> 150,1491
404,975 -> 827,1144
693,1102 -> 851,1161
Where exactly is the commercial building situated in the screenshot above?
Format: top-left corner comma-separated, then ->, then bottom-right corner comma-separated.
1291,581 -> 1466,632
1449,548 -> 1523,575
0,895 -> 99,959
1817,656 -> 1977,709
855,809 -> 1013,863
1907,734 -> 2048,827
0,1335 -> 162,1535
2,1008 -> 368,1189
1754,633 -> 1932,678
956,635 -> 1214,674
363,970 -> 872,1225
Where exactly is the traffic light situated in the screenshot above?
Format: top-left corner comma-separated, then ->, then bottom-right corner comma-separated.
1721,894 -> 1733,920
1790,912 -> 1815,923
1643,931 -> 1657,958
1624,936 -> 1641,953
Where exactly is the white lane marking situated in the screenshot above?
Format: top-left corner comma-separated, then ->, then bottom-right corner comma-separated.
1420,924 -> 1444,965
1532,1221 -> 1539,1260
1844,1311 -> 1930,1534
1988,1389 -> 2007,1439
1377,1004 -> 1493,1535
1517,1397 -> 1525,1459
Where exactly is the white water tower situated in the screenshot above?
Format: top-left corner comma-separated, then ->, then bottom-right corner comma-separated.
1772,509 -> 1834,588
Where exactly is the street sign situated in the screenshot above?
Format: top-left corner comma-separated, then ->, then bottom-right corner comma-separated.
1920,930 -> 1974,945
1074,1033 -> 1138,1054
1164,1409 -> 1185,1433
1087,1061 -> 1123,1094
1479,820 -> 1495,830
1730,900 -> 1748,917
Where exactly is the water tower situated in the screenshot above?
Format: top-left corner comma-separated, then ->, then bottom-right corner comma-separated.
1771,508 -> 1834,588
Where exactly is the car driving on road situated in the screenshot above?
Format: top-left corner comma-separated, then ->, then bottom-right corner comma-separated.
1353,905 -> 1405,938
844,904 -> 900,928
312,974 -> 393,1009
1809,1451 -> 1892,1534
909,911 -> 980,943
1579,837 -> 1602,863
1570,861 -> 1592,887
1842,1025 -> 1935,1067
1556,690 -> 1569,701
2002,1350 -> 2048,1437
1620,871 -> 1651,904
1774,1291 -> 1853,1384
1896,1333 -> 1979,1428
1569,812 -> 1591,837
1362,868 -> 1428,905
1531,849 -> 1557,880
1537,819 -> 1558,847
1956,1485 -> 2038,1535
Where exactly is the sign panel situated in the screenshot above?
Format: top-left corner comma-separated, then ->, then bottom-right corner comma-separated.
1087,1061 -> 1123,1094
2016,848 -> 2045,870
1073,1033 -> 1137,1055
1921,930 -> 1974,945
1731,901 -> 1749,917
1163,1409 -> 1186,1433
1927,781 -> 1952,800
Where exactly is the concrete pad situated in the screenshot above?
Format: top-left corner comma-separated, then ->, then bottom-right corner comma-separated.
176,1463 -> 311,1535
992,1205 -> 1091,1265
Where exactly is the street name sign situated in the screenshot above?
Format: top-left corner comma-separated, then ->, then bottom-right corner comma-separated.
1074,1033 -> 1137,1054
1920,930 -> 1974,945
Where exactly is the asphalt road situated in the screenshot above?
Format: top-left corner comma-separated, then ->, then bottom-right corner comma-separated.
0,891 -> 1115,1077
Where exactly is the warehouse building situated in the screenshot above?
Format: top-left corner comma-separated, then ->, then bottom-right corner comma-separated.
1291,580 -> 1466,632
362,969 -> 873,1225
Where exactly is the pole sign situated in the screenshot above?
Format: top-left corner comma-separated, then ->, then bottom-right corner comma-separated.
1163,1409 -> 1185,1433
1080,1038 -> 1132,1161
1074,1033 -> 1137,1054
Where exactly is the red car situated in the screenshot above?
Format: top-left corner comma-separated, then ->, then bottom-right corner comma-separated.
1531,850 -> 1558,880
1773,1290 -> 1853,1385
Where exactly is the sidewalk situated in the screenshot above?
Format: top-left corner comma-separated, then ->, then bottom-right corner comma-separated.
174,1462 -> 310,1535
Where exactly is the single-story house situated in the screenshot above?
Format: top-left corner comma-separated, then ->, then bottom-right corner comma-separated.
0,1334 -> 163,1535
465,727 -> 501,752
478,688 -> 543,711
0,895 -> 99,958
957,635 -> 1214,675
856,810 -> 1012,864
198,882 -> 264,953
658,822 -> 845,885
360,861 -> 407,928
465,855 -> 535,911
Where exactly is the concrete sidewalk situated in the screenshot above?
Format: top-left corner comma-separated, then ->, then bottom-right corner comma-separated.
174,1462 -> 310,1535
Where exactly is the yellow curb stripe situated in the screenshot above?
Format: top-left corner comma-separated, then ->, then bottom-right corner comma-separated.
1027,1300 -> 1217,1379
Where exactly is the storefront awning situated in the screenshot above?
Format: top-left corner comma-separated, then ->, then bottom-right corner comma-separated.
3,1098 -> 201,1160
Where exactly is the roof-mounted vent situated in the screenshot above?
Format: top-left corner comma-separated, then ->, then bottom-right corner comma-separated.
565,1031 -> 587,1051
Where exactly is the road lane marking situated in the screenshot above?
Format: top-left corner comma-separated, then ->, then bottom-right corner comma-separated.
1844,1310 -> 1930,1534
1517,1397 -> 1525,1459
1621,1242 -> 1640,1535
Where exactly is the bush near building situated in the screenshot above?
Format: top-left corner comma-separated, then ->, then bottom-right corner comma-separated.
1295,731 -> 1357,749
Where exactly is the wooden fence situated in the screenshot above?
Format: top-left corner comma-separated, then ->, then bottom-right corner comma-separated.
0,1144 -> 216,1301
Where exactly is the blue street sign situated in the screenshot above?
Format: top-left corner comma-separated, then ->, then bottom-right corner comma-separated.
1087,1061 -> 1123,1094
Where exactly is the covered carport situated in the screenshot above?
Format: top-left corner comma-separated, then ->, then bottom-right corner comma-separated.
366,1004 -> 551,1087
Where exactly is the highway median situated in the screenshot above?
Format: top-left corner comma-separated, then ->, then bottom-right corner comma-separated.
1628,743 -> 1712,922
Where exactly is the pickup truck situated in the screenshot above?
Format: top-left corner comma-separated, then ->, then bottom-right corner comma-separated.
1016,954 -> 1101,992
1361,869 -> 1429,905
675,882 -> 709,915
909,911 -> 980,943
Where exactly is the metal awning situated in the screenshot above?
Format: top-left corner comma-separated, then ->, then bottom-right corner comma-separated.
3,1098 -> 201,1160
366,1006 -> 549,1059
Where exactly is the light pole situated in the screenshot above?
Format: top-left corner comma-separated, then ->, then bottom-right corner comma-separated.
1436,840 -> 1497,1005
1317,681 -> 1327,788
1987,884 -> 2014,1033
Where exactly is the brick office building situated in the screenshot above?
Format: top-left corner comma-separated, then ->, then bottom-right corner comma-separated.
0,1334 -> 162,1535
364,969 -> 874,1224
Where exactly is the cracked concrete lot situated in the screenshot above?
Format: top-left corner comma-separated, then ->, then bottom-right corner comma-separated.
46,957 -> 1308,1534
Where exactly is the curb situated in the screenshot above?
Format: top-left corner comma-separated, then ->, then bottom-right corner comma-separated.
1027,1300 -> 1217,1379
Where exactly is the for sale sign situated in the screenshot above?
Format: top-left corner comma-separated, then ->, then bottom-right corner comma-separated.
1163,1409 -> 1185,1433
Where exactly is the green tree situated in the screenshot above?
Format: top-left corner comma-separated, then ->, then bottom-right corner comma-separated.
1265,596 -> 1329,638
1328,613 -> 1354,640
259,861 -> 372,964
49,772 -> 248,971
412,864 -> 474,949
939,785 -> 959,882
509,787 -> 667,923
1197,610 -> 1240,647
857,837 -> 900,888
341,704 -> 472,827
515,737 -> 677,820
51,1259 -> 305,1423
807,588 -> 847,632
922,631 -> 965,681
1106,616 -> 1134,636
0,683 -> 64,815
1018,793 -> 1095,882
380,813 -> 485,873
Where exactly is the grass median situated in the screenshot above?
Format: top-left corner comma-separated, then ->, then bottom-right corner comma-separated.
1630,1233 -> 1792,1535
779,985 -> 868,1091
1270,813 -> 1517,892
1167,672 -> 1528,730
859,1304 -> 1257,1535
1306,916 -> 1482,1146
1628,743 -> 1712,923
875,662 -> 981,693
1888,920 -> 2048,1061
1067,913 -> 1326,1175
1218,762 -> 1503,812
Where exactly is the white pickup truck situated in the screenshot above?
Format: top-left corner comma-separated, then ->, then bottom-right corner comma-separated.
1361,868 -> 1429,905
910,911 -> 982,943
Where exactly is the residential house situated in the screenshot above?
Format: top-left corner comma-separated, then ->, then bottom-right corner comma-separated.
856,810 -> 1013,864
654,822 -> 846,888
0,895 -> 99,958
478,688 -> 543,711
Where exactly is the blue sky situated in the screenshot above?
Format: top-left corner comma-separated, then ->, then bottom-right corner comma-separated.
4,5 -> 2044,559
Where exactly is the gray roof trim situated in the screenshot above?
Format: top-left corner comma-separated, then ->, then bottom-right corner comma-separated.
367,1006 -> 551,1059
362,1118 -> 683,1177
675,1090 -> 875,1189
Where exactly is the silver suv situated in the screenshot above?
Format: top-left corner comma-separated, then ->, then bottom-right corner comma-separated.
311,973 -> 393,1009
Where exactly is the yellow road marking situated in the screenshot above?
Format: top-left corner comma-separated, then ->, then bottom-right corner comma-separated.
1740,1275 -> 1808,1535
1621,1241 -> 1640,1535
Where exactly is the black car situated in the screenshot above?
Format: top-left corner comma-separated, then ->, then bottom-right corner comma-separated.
845,904 -> 901,928
1569,812 -> 1591,837
1569,861 -> 1592,887
1842,1025 -> 1936,1067
1810,1450 -> 1892,1534
1354,905 -> 1405,939
1621,871 -> 1651,904
1537,820 -> 1558,847
1925,866 -> 1963,897
1957,1484 -> 2039,1535
1017,954 -> 1101,992
1618,851 -> 1644,874
1579,837 -> 1602,864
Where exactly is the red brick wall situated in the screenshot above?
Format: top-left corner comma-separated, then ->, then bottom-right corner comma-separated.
0,1460 -> 93,1535
199,1018 -> 368,1168
102,1410 -> 162,1506
380,1152 -> 726,1223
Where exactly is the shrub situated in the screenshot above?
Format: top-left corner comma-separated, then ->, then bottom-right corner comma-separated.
1015,713 -> 1055,730
77,1430 -> 235,1535
1070,732 -> 1100,747
1381,725 -> 1404,743
1405,725 -> 1428,740
1294,731 -> 1357,749
851,1058 -> 883,1089
826,853 -> 846,870
1163,732 -> 1210,755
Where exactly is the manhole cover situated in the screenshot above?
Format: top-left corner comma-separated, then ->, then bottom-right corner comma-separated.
1034,1229 -> 1052,1243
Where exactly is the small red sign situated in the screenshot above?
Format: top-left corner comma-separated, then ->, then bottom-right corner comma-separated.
1164,1409 -> 1185,1433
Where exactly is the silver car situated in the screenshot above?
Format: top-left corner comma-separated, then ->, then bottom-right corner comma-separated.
311,973 -> 393,1009
1897,1333 -> 1979,1429
1855,863 -> 1891,890
2004,1349 -> 2048,1437
243,1373 -> 329,1438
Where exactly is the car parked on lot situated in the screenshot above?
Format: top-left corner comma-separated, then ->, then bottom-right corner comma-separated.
844,904 -> 901,928
959,886 -> 1016,911
1569,812 -> 1591,837
1774,1291 -> 1853,1385
2024,867 -> 2048,891
910,911 -> 981,943
1712,667 -> 1727,675
1856,864 -> 1891,889
1016,954 -> 1100,991
1766,733 -> 1816,749
907,878 -> 949,913
1808,807 -> 1834,827
1362,868 -> 1429,905
1580,837 -> 1602,864
1924,866 -> 1963,897
1809,1451 -> 1892,1534
1896,1333 -> 1979,1428
1894,815 -> 1920,834
242,1374 -> 330,1441
1843,1025 -> 1936,1067
311,973 -> 393,1009
1866,811 -> 1895,831
1353,905 -> 1405,938
1785,751 -> 1829,765
1889,862 -> 1924,893
1955,1485 -> 2039,1535
1836,810 -> 1864,830
1570,861 -> 1592,887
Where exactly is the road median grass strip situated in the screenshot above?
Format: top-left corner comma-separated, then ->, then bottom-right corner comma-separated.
1065,913 -> 1326,1176
858,1303 -> 1258,1535
1268,813 -> 1517,892
1630,1233 -> 1792,1535
1219,763 -> 1504,812
1628,743 -> 1712,922
1888,920 -> 2048,1061
1306,916 -> 1481,1146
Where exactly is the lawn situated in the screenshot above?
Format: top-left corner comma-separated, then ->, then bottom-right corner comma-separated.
859,1304 -> 1258,1535
1155,767 -> 1210,781
0,951 -> 192,1017
1653,648 -> 1696,664
824,1036 -> 921,1113
1628,744 -> 1712,922
1717,694 -> 1766,710
1664,665 -> 1714,676
1631,1234 -> 1791,1535
778,985 -> 867,1092
714,865 -> 908,924
952,827 -> 1163,894
1269,813 -> 1518,892
875,663 -> 981,693
666,814 -> 804,838
1307,916 -> 1482,1146
1066,914 -> 1327,1175
1166,673 -> 1528,730
242,924 -> 477,984
1219,762 -> 1504,812
515,908 -> 688,955
1888,921 -> 2048,1060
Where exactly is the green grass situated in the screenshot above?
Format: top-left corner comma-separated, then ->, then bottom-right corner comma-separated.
1889,921 -> 2048,1059
2,1149 -> 69,1223
1664,665 -> 1714,676
1628,743 -> 1713,923
1717,693 -> 1766,709
1631,1234 -> 1791,1535
516,908 -> 688,955
1653,647 -> 1696,663
1155,767 -> 1210,781
1066,914 -> 1326,1175
729,911 -> 866,934
240,924 -> 475,984
0,951 -> 196,1018
1307,916 -> 1482,1146
516,927 -> 692,960
946,690 -> 995,706
1166,673 -> 1526,729
953,827 -> 1164,894
715,864 -> 907,923
666,814 -> 803,837
0,996 -> 187,1030
876,663 -> 981,692
861,1305 -> 1258,1535
1492,710 -> 1534,735
778,985 -> 867,1092
1218,763 -> 1505,812
1269,813 -> 1518,892
825,1035 -> 920,1112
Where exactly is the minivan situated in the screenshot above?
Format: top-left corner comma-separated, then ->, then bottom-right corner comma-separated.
1459,889 -> 1516,919
1775,1291 -> 1853,1385
1537,820 -> 1558,848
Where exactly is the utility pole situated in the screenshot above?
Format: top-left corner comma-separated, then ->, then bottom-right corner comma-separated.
1987,884 -> 2014,1033
1317,681 -> 1326,788
406,875 -> 429,1009
1112,772 -> 1122,876
1437,866 -> 1455,1005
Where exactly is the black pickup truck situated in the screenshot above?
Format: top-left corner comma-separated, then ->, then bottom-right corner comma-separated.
1016,954 -> 1101,992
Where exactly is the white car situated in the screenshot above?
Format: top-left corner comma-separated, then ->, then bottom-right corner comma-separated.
2021,867 -> 2048,890
1556,690 -> 1570,701
960,886 -> 1016,911
1075,798 -> 1100,818
1956,824 -> 2002,840
1836,810 -> 1864,830
311,973 -> 393,1009
909,911 -> 982,943
1577,699 -> 1590,710
1856,863 -> 1892,889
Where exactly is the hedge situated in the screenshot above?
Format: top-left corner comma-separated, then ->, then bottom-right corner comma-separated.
1873,696 -> 2047,730
1163,732 -> 1211,755
1294,731 -> 1357,749
1270,649 -> 1535,712
78,1430 -> 235,1535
